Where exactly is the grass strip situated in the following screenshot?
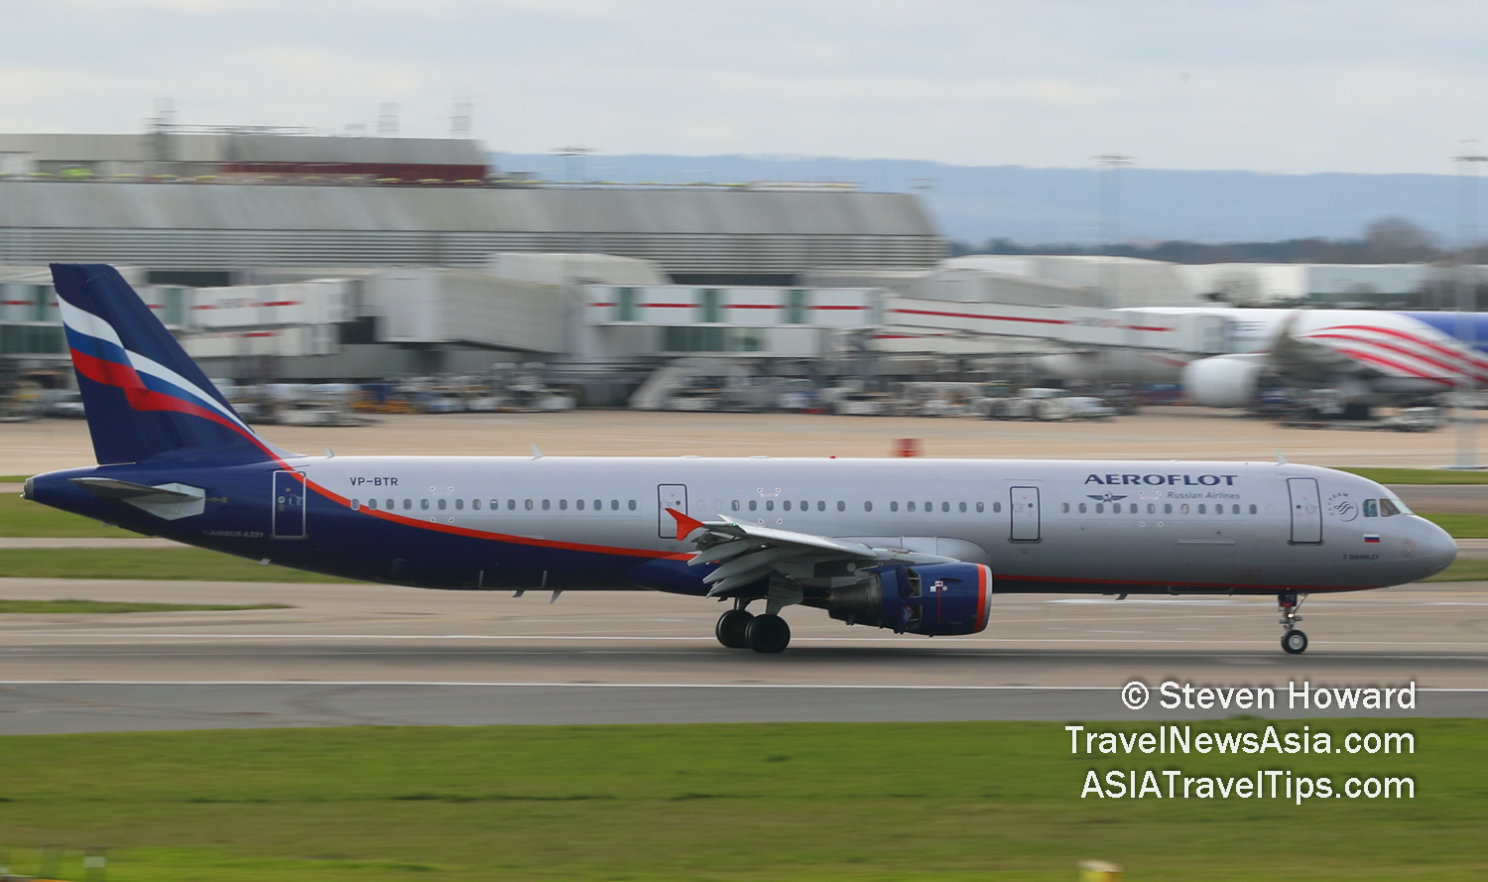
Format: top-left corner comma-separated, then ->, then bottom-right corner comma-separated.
1424,559 -> 1488,582
1420,513 -> 1488,538
0,492 -> 131,538
0,548 -> 357,583
1341,467 -> 1488,485
0,474 -> 31,482
0,599 -> 292,614
0,721 -> 1484,881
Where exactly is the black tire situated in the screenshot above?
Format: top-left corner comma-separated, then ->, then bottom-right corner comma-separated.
715,609 -> 754,649
1281,630 -> 1309,655
746,613 -> 791,654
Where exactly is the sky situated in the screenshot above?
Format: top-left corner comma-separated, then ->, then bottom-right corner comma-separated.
5,0 -> 1488,176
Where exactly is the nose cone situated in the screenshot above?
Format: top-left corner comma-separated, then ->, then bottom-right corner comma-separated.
1420,519 -> 1457,579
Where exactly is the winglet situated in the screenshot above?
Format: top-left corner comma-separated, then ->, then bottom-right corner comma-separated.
665,507 -> 706,541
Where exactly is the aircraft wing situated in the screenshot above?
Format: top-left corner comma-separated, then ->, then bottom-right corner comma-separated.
1265,313 -> 1361,383
665,508 -> 955,596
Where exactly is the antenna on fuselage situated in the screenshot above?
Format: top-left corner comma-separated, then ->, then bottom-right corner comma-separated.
1276,451 -> 1287,465
531,444 -> 544,460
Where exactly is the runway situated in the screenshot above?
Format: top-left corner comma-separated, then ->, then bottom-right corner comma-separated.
2,577 -> 1485,733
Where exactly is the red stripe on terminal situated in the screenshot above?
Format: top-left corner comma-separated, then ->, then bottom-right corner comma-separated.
639,303 -> 697,308
724,304 -> 784,309
890,308 -> 1070,325
810,305 -> 870,310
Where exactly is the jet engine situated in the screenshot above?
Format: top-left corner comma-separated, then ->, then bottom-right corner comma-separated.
1181,354 -> 1267,408
823,563 -> 991,635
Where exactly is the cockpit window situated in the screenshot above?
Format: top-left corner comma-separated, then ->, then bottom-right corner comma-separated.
1379,498 -> 1403,517
1363,499 -> 1378,518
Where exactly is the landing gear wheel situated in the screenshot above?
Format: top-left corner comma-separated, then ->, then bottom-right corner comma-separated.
1282,630 -> 1309,655
715,609 -> 754,649
745,613 -> 791,654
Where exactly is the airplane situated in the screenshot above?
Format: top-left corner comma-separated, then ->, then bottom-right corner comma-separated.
21,264 -> 1457,655
1038,306 -> 1488,414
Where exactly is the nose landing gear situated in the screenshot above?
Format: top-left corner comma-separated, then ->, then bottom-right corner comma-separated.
1278,592 -> 1308,654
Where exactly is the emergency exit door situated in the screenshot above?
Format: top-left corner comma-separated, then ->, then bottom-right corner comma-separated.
272,470 -> 306,539
1287,477 -> 1322,544
1010,486 -> 1041,541
658,484 -> 689,538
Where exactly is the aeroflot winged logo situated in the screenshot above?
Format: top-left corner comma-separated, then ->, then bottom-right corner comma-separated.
1085,473 -> 1240,486
1088,493 -> 1128,503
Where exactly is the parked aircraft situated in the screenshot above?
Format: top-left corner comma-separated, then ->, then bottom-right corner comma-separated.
23,266 -> 1456,654
1040,307 -> 1488,412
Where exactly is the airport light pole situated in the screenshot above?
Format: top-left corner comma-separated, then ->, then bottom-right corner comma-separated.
1452,147 -> 1486,469
552,146 -> 596,288
1095,154 -> 1134,387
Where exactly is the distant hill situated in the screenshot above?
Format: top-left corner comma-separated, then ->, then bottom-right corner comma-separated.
491,152 -> 1462,248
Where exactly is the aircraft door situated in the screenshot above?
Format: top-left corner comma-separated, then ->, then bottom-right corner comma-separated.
1287,477 -> 1322,544
657,484 -> 688,538
1010,486 -> 1040,541
272,470 -> 307,539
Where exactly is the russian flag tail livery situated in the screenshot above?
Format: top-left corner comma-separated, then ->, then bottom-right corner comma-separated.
51,263 -> 290,466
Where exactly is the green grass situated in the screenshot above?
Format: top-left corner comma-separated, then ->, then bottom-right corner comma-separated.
0,492 -> 131,538
1421,513 -> 1488,538
0,721 -> 1483,881
1425,559 -> 1488,582
1341,467 -> 1488,485
0,474 -> 31,482
0,598 -> 291,614
0,548 -> 357,583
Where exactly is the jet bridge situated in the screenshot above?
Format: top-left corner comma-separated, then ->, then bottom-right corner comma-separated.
883,299 -> 1233,355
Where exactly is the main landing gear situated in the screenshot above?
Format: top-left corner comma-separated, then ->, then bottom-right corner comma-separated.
1278,592 -> 1308,655
715,600 -> 791,654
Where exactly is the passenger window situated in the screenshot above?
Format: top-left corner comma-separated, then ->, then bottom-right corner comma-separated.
594,499 -> 601,511
993,502 -> 1001,513
1164,503 -> 1172,514
732,500 -> 740,511
941,502 -> 949,513
525,499 -> 534,510
801,500 -> 809,511
1363,499 -> 1378,518
612,499 -> 619,510
783,501 -> 791,511
749,500 -> 758,511
438,499 -> 448,511
924,501 -> 932,513
766,500 -> 775,511
1079,503 -> 1087,513
1147,503 -> 1155,514
576,499 -> 584,510
367,498 -> 377,510
402,499 -> 411,510
472,499 -> 480,511
1249,504 -> 1257,514
836,501 -> 844,511
959,502 -> 967,513
456,499 -> 465,511
421,499 -> 430,510
1096,503 -> 1104,514
1061,502 -> 1070,513
864,501 -> 873,512
507,499 -> 516,510
908,502 -> 916,512
1181,504 -> 1190,514
977,502 -> 985,513
542,500 -> 551,510
891,501 -> 899,512
351,498 -> 360,510
820,501 -> 828,511
1379,498 -> 1401,517
628,500 -> 637,510
1113,503 -> 1121,514
1198,504 -> 1206,514
385,499 -> 393,510
561,499 -> 569,510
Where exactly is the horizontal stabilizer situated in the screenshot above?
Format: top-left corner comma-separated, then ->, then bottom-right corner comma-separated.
71,477 -> 200,502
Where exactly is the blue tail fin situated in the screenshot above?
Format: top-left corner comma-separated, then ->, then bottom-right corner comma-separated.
51,263 -> 289,465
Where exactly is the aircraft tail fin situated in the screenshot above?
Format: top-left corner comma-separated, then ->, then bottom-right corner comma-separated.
50,263 -> 291,466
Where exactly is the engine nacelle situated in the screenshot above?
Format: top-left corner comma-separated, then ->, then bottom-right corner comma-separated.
1181,354 -> 1267,408
826,563 -> 991,636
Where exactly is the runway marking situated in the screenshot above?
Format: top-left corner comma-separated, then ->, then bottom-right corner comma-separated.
4,680 -> 1486,692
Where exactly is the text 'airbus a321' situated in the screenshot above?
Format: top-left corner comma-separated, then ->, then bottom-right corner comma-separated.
22,265 -> 1457,654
